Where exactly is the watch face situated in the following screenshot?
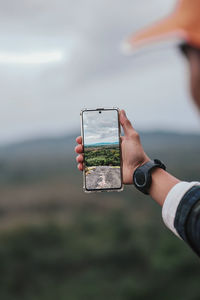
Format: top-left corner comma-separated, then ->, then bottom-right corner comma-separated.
135,169 -> 146,186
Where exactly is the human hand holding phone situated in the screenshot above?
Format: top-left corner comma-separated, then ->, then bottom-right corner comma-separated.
75,110 -> 150,185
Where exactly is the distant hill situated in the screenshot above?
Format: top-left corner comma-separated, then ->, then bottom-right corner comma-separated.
0,130 -> 199,186
0,133 -> 76,159
0,130 -> 199,160
0,130 -> 199,151
140,131 -> 200,150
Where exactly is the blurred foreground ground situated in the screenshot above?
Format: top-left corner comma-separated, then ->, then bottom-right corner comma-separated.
0,132 -> 199,300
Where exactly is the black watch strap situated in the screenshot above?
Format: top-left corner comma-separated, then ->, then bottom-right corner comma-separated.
133,159 -> 166,195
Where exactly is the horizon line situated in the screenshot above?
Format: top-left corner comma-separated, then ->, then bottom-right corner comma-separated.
1,129 -> 200,148
85,141 -> 119,146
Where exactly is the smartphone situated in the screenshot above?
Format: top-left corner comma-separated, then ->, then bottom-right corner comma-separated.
80,108 -> 123,192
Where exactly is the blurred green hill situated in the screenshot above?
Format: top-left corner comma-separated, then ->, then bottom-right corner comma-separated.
1,130 -> 200,184
0,131 -> 199,300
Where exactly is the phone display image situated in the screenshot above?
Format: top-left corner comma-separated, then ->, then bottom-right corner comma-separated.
82,109 -> 122,191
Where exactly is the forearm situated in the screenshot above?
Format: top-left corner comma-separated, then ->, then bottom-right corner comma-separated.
162,183 -> 200,256
149,168 -> 180,206
148,169 -> 200,256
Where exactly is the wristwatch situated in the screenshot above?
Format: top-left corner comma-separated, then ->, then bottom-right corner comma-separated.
133,159 -> 166,195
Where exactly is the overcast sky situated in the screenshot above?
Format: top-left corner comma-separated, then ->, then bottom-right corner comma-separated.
83,110 -> 119,145
0,0 -> 200,145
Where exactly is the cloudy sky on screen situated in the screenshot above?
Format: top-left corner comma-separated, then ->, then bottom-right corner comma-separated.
0,0 -> 200,145
83,110 -> 119,145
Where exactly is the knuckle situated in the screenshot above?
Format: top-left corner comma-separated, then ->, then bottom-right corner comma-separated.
130,130 -> 139,139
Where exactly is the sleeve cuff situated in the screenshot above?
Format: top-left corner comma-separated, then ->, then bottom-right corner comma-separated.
162,181 -> 200,238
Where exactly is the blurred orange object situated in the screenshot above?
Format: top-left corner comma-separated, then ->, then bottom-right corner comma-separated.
123,0 -> 200,51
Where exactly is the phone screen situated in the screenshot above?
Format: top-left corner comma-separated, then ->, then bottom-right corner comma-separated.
82,109 -> 122,191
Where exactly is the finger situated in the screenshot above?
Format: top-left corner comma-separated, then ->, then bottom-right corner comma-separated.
77,163 -> 83,171
75,144 -> 83,154
76,154 -> 84,163
119,110 -> 134,136
76,136 -> 82,144
120,136 -> 125,143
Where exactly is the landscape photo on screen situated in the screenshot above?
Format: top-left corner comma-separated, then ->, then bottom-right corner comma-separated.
83,110 -> 122,190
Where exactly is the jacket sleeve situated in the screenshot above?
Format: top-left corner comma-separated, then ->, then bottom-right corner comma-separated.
162,181 -> 200,257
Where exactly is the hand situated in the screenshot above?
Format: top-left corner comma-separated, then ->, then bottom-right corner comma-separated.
75,110 -> 150,184
118,110 -> 150,184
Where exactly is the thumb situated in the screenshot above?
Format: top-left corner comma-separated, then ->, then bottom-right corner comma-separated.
119,110 -> 134,136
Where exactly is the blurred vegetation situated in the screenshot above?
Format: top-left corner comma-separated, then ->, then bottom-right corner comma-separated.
85,145 -> 120,167
0,132 -> 199,300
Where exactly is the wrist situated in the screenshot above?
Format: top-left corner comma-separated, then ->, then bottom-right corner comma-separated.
133,159 -> 167,195
150,168 -> 180,206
